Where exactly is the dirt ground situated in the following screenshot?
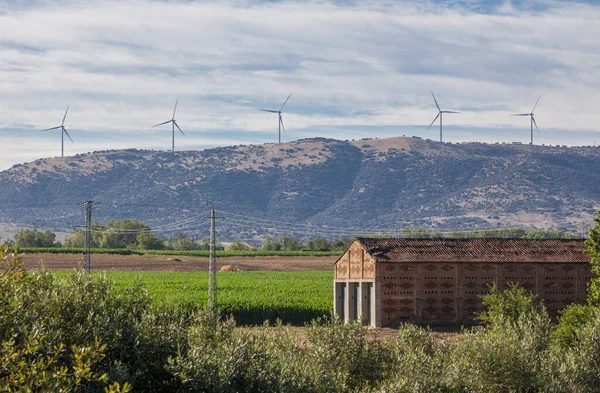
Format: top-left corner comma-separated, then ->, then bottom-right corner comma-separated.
21,253 -> 338,272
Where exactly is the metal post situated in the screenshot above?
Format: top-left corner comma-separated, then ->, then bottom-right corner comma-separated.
208,208 -> 217,312
83,201 -> 93,273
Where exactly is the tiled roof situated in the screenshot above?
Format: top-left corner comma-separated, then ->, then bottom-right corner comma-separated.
356,238 -> 589,263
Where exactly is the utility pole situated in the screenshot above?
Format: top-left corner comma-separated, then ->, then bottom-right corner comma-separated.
74,201 -> 96,273
202,206 -> 224,313
208,208 -> 217,312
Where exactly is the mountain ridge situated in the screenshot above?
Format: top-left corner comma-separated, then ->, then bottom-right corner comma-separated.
1,136 -> 599,240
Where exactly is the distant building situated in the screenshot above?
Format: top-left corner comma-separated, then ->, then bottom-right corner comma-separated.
333,238 -> 592,327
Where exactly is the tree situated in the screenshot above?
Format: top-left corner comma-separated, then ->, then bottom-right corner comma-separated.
197,237 -> 222,251
281,236 -> 303,251
305,237 -> 331,251
586,210 -> 600,304
167,233 -> 198,250
331,237 -> 355,251
136,233 -> 165,250
63,222 -> 104,248
14,228 -> 58,247
262,237 -> 282,251
228,241 -> 253,251
476,283 -> 545,326
99,219 -> 150,249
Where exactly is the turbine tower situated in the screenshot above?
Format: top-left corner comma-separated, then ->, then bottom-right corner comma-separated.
153,99 -> 185,152
511,95 -> 541,145
41,106 -> 73,157
426,92 -> 460,142
259,93 -> 292,143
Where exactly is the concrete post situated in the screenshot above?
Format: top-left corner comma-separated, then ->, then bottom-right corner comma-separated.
344,282 -> 354,323
373,281 -> 382,327
334,282 -> 344,319
360,282 -> 370,325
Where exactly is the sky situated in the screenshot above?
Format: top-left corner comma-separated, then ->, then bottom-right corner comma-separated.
1,0 -> 600,170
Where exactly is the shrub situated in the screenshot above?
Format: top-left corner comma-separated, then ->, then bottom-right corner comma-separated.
375,324 -> 449,392
0,246 -> 131,392
554,303 -> 596,348
448,312 -> 554,392
303,316 -> 391,393
476,283 -> 544,326
546,308 -> 600,392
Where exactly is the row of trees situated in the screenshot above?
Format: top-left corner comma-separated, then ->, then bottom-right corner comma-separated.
3,221 -> 581,250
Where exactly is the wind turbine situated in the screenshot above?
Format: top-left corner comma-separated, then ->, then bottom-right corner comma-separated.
426,92 -> 460,143
511,95 -> 541,145
41,106 -> 73,158
259,93 -> 292,143
153,99 -> 185,152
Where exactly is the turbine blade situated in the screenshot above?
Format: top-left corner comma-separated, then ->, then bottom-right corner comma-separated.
172,99 -> 178,120
279,93 -> 292,112
153,120 -> 172,127
431,91 -> 441,111
41,126 -> 62,131
63,127 -> 74,143
532,116 -> 540,132
531,94 -> 541,113
259,109 -> 279,113
443,111 -> 460,114
280,114 -> 286,133
511,114 -> 530,116
426,113 -> 440,132
62,105 -> 69,125
174,121 -> 185,136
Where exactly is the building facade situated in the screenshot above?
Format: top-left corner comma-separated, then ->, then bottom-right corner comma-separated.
333,238 -> 592,327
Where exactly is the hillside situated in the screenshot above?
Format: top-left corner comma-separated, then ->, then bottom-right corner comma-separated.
0,136 -> 599,240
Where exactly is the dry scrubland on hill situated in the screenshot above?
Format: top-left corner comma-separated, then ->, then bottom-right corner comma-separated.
1,136 -> 599,238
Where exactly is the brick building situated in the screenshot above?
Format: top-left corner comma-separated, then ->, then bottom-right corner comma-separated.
333,238 -> 592,327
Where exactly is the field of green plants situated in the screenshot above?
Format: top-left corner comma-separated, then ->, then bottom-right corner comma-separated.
53,270 -> 334,325
16,247 -> 343,257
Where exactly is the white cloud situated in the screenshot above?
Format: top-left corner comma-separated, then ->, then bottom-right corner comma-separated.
0,0 -> 599,169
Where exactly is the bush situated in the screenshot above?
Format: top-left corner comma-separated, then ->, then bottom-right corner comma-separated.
545,308 -> 600,392
448,312 -> 554,392
0,247 -> 188,391
476,283 -> 544,326
554,303 -> 596,348
136,232 -> 165,250
0,246 -> 131,392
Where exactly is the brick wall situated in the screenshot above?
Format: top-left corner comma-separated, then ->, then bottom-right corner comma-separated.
377,261 -> 593,328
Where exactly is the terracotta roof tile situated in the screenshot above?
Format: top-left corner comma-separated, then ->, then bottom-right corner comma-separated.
356,238 -> 589,263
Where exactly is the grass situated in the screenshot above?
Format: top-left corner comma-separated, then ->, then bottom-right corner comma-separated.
52,270 -> 334,326
18,247 -> 342,257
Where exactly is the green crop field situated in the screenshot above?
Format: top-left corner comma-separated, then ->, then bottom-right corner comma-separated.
53,270 -> 334,325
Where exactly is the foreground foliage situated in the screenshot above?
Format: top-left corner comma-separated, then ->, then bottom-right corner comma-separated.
4,247 -> 600,392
